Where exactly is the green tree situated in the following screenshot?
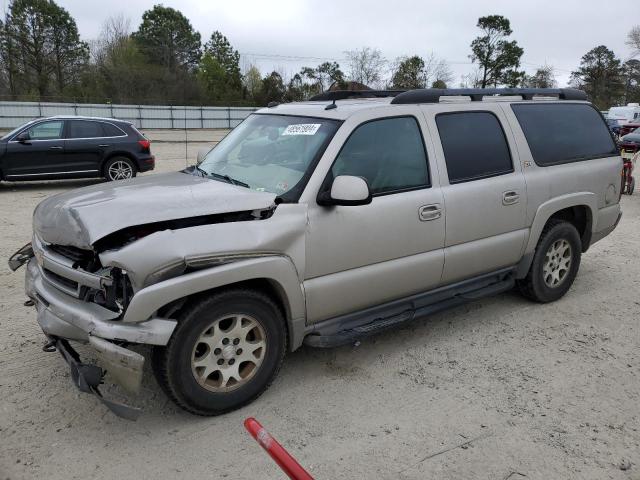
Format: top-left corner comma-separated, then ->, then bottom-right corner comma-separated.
198,52 -> 232,103
204,31 -> 241,92
470,15 -> 524,88
432,79 -> 447,89
571,46 -> 624,110
623,59 -> 640,104
243,64 -> 262,102
0,0 -> 89,98
523,65 -> 557,88
300,61 -> 344,94
392,56 -> 426,89
258,71 -> 286,105
133,5 -> 201,71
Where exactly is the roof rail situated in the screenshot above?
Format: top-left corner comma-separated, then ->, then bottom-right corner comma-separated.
390,88 -> 588,104
309,90 -> 406,101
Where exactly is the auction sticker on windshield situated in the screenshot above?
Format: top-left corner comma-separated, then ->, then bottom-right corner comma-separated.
282,124 -> 321,136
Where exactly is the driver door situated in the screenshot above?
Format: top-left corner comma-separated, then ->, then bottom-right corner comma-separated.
4,120 -> 66,178
303,114 -> 445,323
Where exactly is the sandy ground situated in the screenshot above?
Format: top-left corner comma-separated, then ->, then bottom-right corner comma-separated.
0,132 -> 639,480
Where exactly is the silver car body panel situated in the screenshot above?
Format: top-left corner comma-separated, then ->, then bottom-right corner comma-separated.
21,97 -> 622,393
33,171 -> 277,249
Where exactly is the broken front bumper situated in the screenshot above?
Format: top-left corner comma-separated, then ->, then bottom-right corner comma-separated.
20,256 -> 178,418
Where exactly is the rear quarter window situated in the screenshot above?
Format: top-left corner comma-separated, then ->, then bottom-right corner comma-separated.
511,103 -> 618,166
102,122 -> 126,137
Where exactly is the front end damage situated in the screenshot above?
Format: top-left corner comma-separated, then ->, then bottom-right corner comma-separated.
20,246 -> 176,419
12,174 -> 307,418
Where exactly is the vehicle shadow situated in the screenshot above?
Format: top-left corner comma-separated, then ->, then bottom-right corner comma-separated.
1,178 -> 104,191
112,289 -> 531,425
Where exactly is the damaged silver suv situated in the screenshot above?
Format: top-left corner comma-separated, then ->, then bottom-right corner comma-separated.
10,88 -> 622,418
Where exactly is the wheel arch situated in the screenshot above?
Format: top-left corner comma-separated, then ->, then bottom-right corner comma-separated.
101,152 -> 139,176
123,256 -> 307,351
525,193 -> 597,255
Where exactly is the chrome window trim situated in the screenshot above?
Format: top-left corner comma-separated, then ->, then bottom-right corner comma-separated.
8,118 -> 128,142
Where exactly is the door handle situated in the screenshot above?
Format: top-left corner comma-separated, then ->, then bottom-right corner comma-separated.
502,191 -> 520,205
98,144 -> 110,148
419,204 -> 442,221
49,146 -> 62,150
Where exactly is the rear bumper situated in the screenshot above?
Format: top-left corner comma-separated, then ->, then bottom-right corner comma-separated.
591,210 -> 622,246
136,155 -> 155,172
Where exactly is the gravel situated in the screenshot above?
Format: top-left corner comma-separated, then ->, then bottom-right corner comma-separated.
0,133 -> 638,479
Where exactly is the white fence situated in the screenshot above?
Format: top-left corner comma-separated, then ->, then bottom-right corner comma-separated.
0,101 -> 258,129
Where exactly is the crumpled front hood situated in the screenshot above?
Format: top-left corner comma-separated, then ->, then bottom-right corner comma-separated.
33,172 -> 277,249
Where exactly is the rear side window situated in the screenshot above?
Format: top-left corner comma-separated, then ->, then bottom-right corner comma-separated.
330,116 -> 429,194
102,122 -> 125,137
436,112 -> 513,184
512,103 -> 618,166
67,120 -> 104,139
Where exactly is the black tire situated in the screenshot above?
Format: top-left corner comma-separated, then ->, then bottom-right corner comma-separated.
629,177 -> 635,195
103,156 -> 137,181
517,219 -> 582,303
152,289 -> 287,416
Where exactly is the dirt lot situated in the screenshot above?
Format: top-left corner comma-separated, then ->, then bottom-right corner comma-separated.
1,131 -> 639,480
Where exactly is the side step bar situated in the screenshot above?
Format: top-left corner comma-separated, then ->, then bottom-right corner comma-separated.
303,268 -> 515,348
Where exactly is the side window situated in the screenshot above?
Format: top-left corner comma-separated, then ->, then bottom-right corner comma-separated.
436,112 -> 513,184
511,103 -> 618,166
26,121 -> 64,140
330,116 -> 429,195
102,122 -> 125,137
67,120 -> 104,139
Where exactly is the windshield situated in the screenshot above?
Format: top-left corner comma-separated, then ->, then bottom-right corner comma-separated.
198,114 -> 340,199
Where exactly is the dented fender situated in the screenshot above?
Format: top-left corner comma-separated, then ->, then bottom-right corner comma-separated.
122,255 -> 307,349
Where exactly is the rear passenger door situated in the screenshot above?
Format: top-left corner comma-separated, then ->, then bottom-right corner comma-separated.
424,105 -> 527,284
63,120 -> 109,173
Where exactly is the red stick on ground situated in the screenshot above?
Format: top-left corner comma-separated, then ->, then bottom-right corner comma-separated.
244,417 -> 314,480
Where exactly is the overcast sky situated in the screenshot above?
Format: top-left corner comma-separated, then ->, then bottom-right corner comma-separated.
27,0 -> 639,87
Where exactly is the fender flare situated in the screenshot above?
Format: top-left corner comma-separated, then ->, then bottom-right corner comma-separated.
122,256 -> 306,350
524,192 -> 597,256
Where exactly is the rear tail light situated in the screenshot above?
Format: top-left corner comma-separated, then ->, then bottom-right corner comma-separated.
138,139 -> 151,150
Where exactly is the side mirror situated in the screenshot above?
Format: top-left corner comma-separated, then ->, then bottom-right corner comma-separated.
197,146 -> 211,163
16,131 -> 30,143
317,175 -> 372,206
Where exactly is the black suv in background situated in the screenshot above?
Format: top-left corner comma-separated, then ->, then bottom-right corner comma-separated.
0,116 -> 154,182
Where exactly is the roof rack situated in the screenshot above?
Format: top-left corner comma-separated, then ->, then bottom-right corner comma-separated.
309,90 -> 406,101
390,88 -> 587,104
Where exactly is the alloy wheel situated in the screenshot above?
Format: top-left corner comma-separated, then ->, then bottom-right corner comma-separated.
542,239 -> 572,288
108,160 -> 133,180
191,314 -> 266,392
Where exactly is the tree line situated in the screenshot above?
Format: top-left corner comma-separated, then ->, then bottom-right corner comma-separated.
0,1 -> 637,110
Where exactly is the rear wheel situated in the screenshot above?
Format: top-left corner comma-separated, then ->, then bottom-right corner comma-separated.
104,156 -> 136,181
152,289 -> 287,416
518,219 -> 581,303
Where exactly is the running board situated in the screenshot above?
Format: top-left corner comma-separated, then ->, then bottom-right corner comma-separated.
303,268 -> 515,348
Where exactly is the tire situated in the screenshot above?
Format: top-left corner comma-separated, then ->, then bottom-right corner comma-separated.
629,177 -> 635,195
517,219 -> 582,303
103,156 -> 136,181
152,289 -> 287,416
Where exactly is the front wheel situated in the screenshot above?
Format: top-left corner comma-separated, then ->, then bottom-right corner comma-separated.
104,156 -> 136,181
518,219 -> 582,303
152,289 -> 287,416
